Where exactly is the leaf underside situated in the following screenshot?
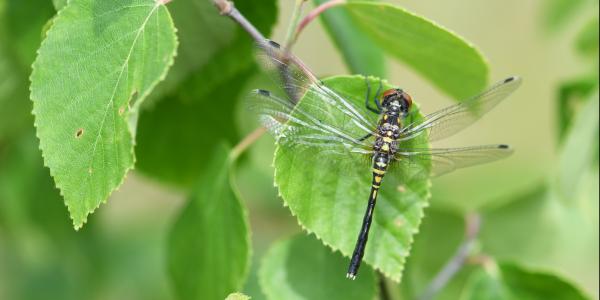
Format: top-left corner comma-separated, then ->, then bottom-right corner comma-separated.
345,2 -> 489,100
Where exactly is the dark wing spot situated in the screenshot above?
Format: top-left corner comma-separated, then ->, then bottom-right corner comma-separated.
504,77 -> 515,83
257,89 -> 271,96
498,144 -> 510,149
75,128 -> 84,138
268,40 -> 281,48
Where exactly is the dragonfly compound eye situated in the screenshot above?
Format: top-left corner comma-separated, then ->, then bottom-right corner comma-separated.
382,88 -> 399,99
401,91 -> 413,109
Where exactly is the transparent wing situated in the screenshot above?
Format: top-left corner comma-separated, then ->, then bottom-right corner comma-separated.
399,77 -> 522,142
247,89 -> 374,156
391,144 -> 514,181
254,40 -> 377,136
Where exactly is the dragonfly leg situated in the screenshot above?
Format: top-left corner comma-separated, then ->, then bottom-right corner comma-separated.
358,133 -> 373,142
374,80 -> 383,111
364,76 -> 381,114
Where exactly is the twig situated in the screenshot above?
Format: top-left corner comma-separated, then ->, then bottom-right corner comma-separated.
230,127 -> 268,161
212,0 -> 315,157
417,213 -> 482,300
213,0 -> 265,43
294,0 -> 346,44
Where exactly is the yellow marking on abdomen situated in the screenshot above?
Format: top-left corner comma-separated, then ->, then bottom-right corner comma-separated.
372,184 -> 380,189
381,144 -> 390,151
374,176 -> 382,183
373,168 -> 386,175
371,189 -> 378,198
383,137 -> 393,143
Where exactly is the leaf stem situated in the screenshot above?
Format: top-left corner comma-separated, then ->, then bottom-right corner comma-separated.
230,126 -> 267,161
417,213 -> 482,300
213,0 -> 266,43
283,0 -> 309,51
294,0 -> 346,44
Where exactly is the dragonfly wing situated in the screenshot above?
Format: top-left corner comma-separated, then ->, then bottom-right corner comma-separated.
247,89 -> 373,156
392,144 -> 514,181
400,77 -> 522,142
255,40 -> 377,135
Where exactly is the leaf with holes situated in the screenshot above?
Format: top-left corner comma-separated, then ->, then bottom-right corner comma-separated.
273,76 -> 431,281
30,0 -> 177,229
344,2 -> 489,100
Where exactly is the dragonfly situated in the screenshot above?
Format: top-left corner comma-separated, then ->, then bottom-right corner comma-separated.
249,40 -> 521,280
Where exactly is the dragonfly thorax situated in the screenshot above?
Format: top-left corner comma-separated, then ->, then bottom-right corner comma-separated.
382,88 -> 412,117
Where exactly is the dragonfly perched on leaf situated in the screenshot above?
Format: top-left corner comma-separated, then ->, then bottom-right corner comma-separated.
248,40 -> 521,280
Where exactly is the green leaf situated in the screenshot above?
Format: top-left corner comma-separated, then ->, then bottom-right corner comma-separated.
52,0 -> 68,11
557,92 -> 599,201
135,0 -> 278,187
142,0 -> 236,102
136,67 -> 255,187
399,208 -> 475,300
575,16 -> 599,58
259,234 -> 376,300
480,186 -> 557,263
345,2 -> 488,100
0,0 -> 55,139
30,0 -> 178,228
481,183 -> 599,294
542,0 -> 590,32
312,0 -> 386,77
0,38 -> 30,140
144,0 -> 278,103
2,0 -> 56,69
168,144 -> 251,300
225,292 -> 251,300
556,76 -> 598,142
461,262 -> 591,300
274,76 -> 431,281
0,131 -> 67,235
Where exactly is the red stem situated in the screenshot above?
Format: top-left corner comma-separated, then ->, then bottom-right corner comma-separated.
294,0 -> 346,43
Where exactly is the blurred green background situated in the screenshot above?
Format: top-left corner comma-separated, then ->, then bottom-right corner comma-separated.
0,0 -> 598,299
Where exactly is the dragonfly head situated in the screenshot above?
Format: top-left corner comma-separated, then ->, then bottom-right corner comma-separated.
382,88 -> 412,117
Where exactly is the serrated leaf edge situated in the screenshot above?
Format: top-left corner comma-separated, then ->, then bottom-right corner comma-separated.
29,0 -> 178,230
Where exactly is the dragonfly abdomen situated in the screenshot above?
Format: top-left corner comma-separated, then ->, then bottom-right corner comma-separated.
347,151 -> 392,280
348,109 -> 402,279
